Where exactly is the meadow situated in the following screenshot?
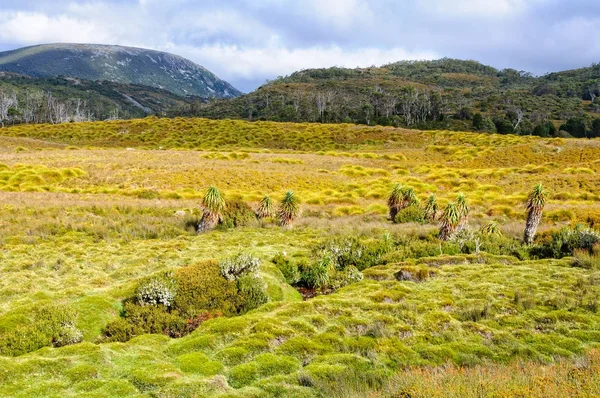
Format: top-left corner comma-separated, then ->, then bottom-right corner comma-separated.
0,117 -> 599,397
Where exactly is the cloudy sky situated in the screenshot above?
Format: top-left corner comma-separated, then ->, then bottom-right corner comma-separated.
0,0 -> 598,92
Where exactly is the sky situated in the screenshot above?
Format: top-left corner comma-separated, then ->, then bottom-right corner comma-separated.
0,0 -> 598,93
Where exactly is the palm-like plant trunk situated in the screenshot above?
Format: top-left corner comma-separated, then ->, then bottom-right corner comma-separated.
389,206 -> 400,222
524,208 -> 542,244
198,209 -> 221,232
439,223 -> 457,241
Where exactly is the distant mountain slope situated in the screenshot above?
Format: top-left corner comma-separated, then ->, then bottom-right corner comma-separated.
0,72 -> 193,123
184,58 -> 600,137
0,43 -> 241,98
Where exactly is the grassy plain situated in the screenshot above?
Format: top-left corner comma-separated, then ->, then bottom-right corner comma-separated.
0,117 -> 599,397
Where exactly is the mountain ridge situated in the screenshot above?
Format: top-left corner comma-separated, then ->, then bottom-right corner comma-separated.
0,43 -> 241,98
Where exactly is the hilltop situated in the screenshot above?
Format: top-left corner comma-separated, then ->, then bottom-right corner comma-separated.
185,58 -> 600,137
0,43 -> 242,98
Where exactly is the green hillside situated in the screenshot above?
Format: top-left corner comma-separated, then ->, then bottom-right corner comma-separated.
0,43 -> 242,98
185,58 -> 600,138
0,72 -> 193,122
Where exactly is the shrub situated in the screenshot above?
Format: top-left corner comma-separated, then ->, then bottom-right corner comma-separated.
135,272 -> 176,308
104,302 -> 187,342
235,276 -> 269,314
329,265 -> 363,289
272,253 -> 300,284
220,253 -> 261,281
174,260 -> 238,317
300,258 -> 331,289
53,323 -> 84,347
219,200 -> 257,229
532,226 -> 600,259
0,304 -> 83,356
316,236 -> 391,271
394,205 -> 425,224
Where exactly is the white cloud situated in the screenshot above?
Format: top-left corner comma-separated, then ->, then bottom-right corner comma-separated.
166,43 -> 437,82
0,11 -> 113,44
419,0 -> 542,17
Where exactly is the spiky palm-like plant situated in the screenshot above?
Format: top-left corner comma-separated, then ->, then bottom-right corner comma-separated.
256,195 -> 274,219
439,203 -> 461,241
198,186 -> 225,232
278,191 -> 300,228
524,184 -> 546,245
387,184 -> 403,222
456,193 -> 469,232
402,187 -> 420,208
480,220 -> 501,237
423,194 -> 438,221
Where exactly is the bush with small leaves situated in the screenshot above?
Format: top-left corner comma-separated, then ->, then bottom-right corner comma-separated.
235,275 -> 269,314
272,253 -> 300,284
220,253 -> 261,281
103,302 -> 187,342
394,205 -> 425,224
135,273 -> 176,308
174,260 -> 238,317
0,304 -> 82,356
53,322 -> 83,347
533,226 -> 600,259
219,200 -> 257,229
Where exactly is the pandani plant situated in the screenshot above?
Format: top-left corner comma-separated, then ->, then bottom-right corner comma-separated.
524,183 -> 546,245
278,191 -> 300,228
402,187 -> 420,208
439,202 -> 461,241
423,194 -> 438,222
256,195 -> 274,219
387,184 -> 403,222
480,220 -> 502,237
456,193 -> 469,232
198,186 -> 225,232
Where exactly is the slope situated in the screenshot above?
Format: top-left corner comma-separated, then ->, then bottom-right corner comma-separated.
0,43 -> 242,98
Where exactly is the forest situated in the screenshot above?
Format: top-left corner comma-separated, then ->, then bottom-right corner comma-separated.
175,59 -> 600,138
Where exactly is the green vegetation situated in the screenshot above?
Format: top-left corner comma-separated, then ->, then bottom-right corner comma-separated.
0,73 -> 192,123
177,58 -> 600,138
0,116 -> 598,396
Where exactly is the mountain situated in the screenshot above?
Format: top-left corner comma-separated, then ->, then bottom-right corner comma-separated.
181,58 -> 600,137
0,43 -> 241,98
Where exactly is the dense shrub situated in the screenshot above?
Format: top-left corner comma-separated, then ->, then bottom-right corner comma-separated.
300,258 -> 331,289
135,272 -> 176,308
174,260 -> 238,317
316,236 -> 392,271
532,226 -> 600,259
235,276 -> 269,314
394,205 -> 425,224
272,253 -> 301,284
104,258 -> 270,342
0,304 -> 83,356
104,302 -> 187,342
219,200 -> 258,229
220,254 -> 261,281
